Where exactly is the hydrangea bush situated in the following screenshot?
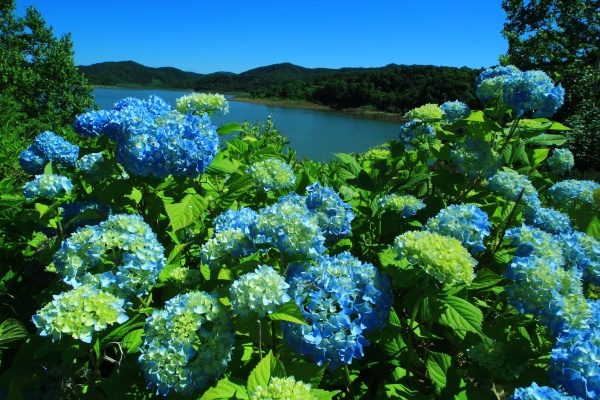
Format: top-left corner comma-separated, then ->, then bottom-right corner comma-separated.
3,65 -> 600,399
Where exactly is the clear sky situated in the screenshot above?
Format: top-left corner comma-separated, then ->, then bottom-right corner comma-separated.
14,0 -> 509,74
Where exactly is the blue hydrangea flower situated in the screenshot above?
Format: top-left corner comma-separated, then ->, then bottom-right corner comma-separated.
247,158 -> 296,191
549,327 -> 600,399
229,265 -> 290,317
504,225 -> 564,265
548,148 -> 575,175
75,152 -> 107,183
22,174 -> 73,200
138,291 -> 235,396
282,252 -> 393,370
118,112 -> 219,178
505,255 -> 591,335
488,169 -> 541,208
253,200 -> 326,257
32,284 -> 129,343
378,193 -> 426,218
522,206 -> 573,235
102,105 -> 155,142
475,65 -> 522,102
440,100 -> 470,123
548,180 -> 600,211
509,382 -> 582,400
424,204 -> 491,254
213,207 -> 258,235
392,230 -> 477,285
19,131 -> 79,174
302,182 -> 354,245
113,95 -> 171,117
73,110 -> 112,138
450,137 -> 503,179
53,213 -> 166,299
560,231 -> 600,285
398,120 -> 436,146
175,92 -> 229,116
200,228 -> 257,269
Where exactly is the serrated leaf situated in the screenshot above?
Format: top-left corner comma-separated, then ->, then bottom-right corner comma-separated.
206,155 -> 239,175
437,295 -> 485,338
199,377 -> 249,400
247,351 -> 285,393
217,122 -> 244,136
314,389 -> 342,400
122,329 -> 144,353
524,134 -> 567,146
333,153 -> 361,176
164,193 -> 207,232
425,350 -> 451,394
586,215 -> 600,240
285,363 -> 326,388
548,122 -> 571,131
269,300 -> 306,324
0,318 -> 27,349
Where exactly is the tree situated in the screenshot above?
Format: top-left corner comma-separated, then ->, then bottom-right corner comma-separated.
501,0 -> 600,170
0,0 -> 94,133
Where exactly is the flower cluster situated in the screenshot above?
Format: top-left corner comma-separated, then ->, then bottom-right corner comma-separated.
504,225 -> 565,264
504,256 -> 591,335
424,204 -> 491,254
548,148 -> 575,175
467,339 -> 524,381
19,131 -> 79,174
362,146 -> 391,161
250,376 -> 313,399
73,109 -> 112,138
165,266 -> 202,289
175,92 -> 229,116
282,252 -> 392,370
404,103 -> 444,121
75,152 -> 108,183
201,229 -> 256,267
229,265 -> 290,317
522,206 -> 573,235
22,174 -> 73,200
378,193 -> 426,218
488,169 -> 540,208
53,213 -> 166,298
450,137 -> 502,179
59,200 -> 112,233
440,100 -> 470,123
508,382 -> 580,400
561,231 -> 600,285
32,284 -> 129,343
392,230 -> 477,285
398,120 -> 436,146
247,158 -> 296,191
476,65 -> 564,117
138,291 -> 235,396
547,179 -> 600,211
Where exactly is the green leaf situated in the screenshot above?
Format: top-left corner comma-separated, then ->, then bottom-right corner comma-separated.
313,389 -> 341,400
199,377 -> 249,400
548,122 -> 571,131
333,153 -> 361,176
285,363 -> 326,388
586,215 -> 600,240
43,161 -> 53,175
164,193 -> 207,232
425,350 -> 451,395
122,329 -> 144,354
524,134 -> 567,146
531,148 -> 549,166
206,153 -> 240,175
0,318 -> 27,349
269,300 -> 306,324
437,295 -> 485,338
247,351 -> 285,394
217,122 -> 244,136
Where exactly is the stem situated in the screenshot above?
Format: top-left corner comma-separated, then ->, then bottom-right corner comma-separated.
343,364 -> 355,398
492,187 -> 525,254
453,175 -> 483,204
406,288 -> 426,379
497,117 -> 521,157
257,319 -> 263,360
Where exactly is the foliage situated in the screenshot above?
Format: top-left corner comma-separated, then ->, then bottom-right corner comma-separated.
1,63 -> 600,400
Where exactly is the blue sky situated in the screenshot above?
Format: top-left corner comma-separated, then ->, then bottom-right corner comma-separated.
15,1 -> 509,74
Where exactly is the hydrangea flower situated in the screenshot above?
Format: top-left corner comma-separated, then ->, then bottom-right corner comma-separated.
59,201 -> 111,233
488,169 -> 541,208
467,339 -> 524,381
229,265 -> 290,317
138,291 -> 235,396
200,229 -> 257,269
19,131 -> 79,174
404,103 -> 444,122
175,92 -> 229,116
102,104 -> 155,142
560,231 -> 600,285
22,174 -> 73,200
440,100 -> 470,123
247,158 -> 296,191
547,180 -> 600,211
509,382 -> 581,400
302,183 -> 354,245
32,284 -> 129,343
502,69 -> 565,118
73,109 -> 112,138
250,376 -> 313,399
424,204 -> 491,254
214,207 -> 258,235
282,252 -> 393,370
166,266 -> 202,289
475,65 -> 522,102
522,206 -> 573,235
378,193 -> 426,218
392,230 -> 477,285
450,137 -> 502,179
253,200 -> 325,257
505,255 -> 591,335
362,147 -> 391,161
118,112 -> 219,178
75,152 -> 107,183
548,148 -> 575,175
398,120 -> 436,146
504,225 -> 564,265
53,213 -> 166,299
113,95 -> 171,117
549,327 -> 600,399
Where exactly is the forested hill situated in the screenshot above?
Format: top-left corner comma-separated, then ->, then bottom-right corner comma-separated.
77,61 -> 483,113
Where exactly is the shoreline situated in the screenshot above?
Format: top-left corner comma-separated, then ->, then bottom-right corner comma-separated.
231,96 -> 408,122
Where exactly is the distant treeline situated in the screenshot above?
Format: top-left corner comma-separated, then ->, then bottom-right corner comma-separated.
77,61 -> 484,113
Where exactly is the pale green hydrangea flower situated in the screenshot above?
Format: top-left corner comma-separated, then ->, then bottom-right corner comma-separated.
32,284 -> 129,343
404,103 -> 444,122
175,92 -> 229,116
167,266 -> 202,289
467,339 -> 524,381
363,147 -> 391,161
378,194 -> 426,218
229,265 -> 291,317
247,158 -> 296,191
250,376 -> 314,400
392,230 -> 477,285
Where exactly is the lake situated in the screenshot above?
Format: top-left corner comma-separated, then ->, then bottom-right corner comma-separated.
93,88 -> 401,162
